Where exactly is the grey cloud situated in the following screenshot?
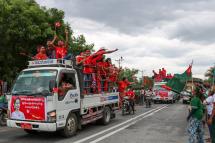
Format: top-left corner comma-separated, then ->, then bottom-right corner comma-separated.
37,0 -> 215,43
170,23 -> 215,44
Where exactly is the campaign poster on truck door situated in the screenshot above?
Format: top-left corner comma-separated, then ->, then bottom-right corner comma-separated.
10,96 -> 46,121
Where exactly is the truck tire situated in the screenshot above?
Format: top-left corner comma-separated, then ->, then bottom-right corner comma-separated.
122,106 -> 125,116
0,112 -> 7,126
24,129 -> 38,135
61,113 -> 78,137
101,106 -> 111,125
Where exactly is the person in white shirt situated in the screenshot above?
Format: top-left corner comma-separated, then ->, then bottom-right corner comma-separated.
207,89 -> 215,143
204,91 -> 214,142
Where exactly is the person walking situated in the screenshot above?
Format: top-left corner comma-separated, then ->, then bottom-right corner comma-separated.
207,87 -> 215,143
187,87 -> 205,143
203,90 -> 214,142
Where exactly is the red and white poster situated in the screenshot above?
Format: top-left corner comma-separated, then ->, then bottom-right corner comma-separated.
10,96 -> 46,121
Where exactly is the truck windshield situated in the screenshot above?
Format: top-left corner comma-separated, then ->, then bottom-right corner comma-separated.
12,70 -> 57,96
153,85 -> 166,91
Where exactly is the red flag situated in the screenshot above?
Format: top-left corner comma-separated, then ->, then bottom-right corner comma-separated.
161,85 -> 172,91
55,21 -> 61,28
186,65 -> 192,76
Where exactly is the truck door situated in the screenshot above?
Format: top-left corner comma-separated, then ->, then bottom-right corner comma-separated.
56,70 -> 80,124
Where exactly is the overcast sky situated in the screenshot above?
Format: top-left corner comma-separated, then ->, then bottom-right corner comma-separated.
36,0 -> 215,78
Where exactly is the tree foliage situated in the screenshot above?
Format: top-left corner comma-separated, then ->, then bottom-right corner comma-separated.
0,0 -> 94,86
205,66 -> 215,85
119,68 -> 138,82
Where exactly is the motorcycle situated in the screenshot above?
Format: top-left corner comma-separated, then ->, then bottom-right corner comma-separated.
0,103 -> 7,126
145,94 -> 152,108
122,96 -> 133,115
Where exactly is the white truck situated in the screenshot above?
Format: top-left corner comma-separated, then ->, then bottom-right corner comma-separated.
152,82 -> 175,104
7,59 -> 119,137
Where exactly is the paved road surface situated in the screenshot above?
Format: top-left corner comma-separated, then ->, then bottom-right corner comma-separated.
0,103 -> 191,143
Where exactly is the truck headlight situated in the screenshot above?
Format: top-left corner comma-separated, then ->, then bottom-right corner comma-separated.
47,110 -> 56,122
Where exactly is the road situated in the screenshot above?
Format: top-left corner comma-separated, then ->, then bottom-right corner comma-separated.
0,103 -> 190,143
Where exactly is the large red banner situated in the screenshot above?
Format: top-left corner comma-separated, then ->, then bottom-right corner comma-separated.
10,96 -> 46,121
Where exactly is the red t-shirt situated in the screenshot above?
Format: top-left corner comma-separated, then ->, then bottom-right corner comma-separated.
126,90 -> 135,100
97,62 -> 106,75
55,46 -> 67,59
83,56 -> 93,74
118,80 -> 130,93
108,65 -> 116,82
34,53 -> 48,60
104,62 -> 111,74
95,49 -> 106,55
76,56 -> 84,65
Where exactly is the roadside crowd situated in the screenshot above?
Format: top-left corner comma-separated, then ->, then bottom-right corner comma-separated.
187,85 -> 215,143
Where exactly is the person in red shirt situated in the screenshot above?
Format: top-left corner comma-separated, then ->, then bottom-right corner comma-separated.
118,77 -> 133,108
90,48 -> 118,64
49,28 -> 71,59
75,52 -> 86,95
96,57 -> 106,93
33,46 -> 48,60
103,58 -> 112,92
125,88 -> 135,114
109,64 -> 117,91
82,50 -> 94,94
76,52 -> 85,66
162,68 -> 166,79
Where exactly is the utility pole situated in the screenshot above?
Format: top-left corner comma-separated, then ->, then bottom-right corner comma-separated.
115,56 -> 124,68
140,70 -> 145,87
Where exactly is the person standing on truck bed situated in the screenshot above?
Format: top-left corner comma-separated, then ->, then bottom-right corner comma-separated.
75,52 -> 85,96
33,45 -> 48,60
78,48 -> 118,94
46,35 -> 57,59
48,28 -> 71,60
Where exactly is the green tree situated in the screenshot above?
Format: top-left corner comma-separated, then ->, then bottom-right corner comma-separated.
0,0 -> 94,87
119,68 -> 139,82
205,66 -> 215,85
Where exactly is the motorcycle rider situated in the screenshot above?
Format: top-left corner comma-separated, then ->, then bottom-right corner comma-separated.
126,87 -> 135,114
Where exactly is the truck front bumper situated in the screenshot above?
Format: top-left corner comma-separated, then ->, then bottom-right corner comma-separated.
7,119 -> 57,132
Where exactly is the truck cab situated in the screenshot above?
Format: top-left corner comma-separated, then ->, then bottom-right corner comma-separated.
152,82 -> 175,104
7,59 -> 119,137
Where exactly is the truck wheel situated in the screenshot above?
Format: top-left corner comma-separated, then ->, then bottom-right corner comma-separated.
24,129 -> 38,135
122,107 -> 125,116
0,112 -> 7,126
61,113 -> 78,137
101,107 -> 111,125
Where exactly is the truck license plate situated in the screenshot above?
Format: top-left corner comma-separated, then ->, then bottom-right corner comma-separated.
21,123 -> 32,129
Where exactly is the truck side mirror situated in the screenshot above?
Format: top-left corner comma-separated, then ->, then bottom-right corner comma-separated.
49,80 -> 56,92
